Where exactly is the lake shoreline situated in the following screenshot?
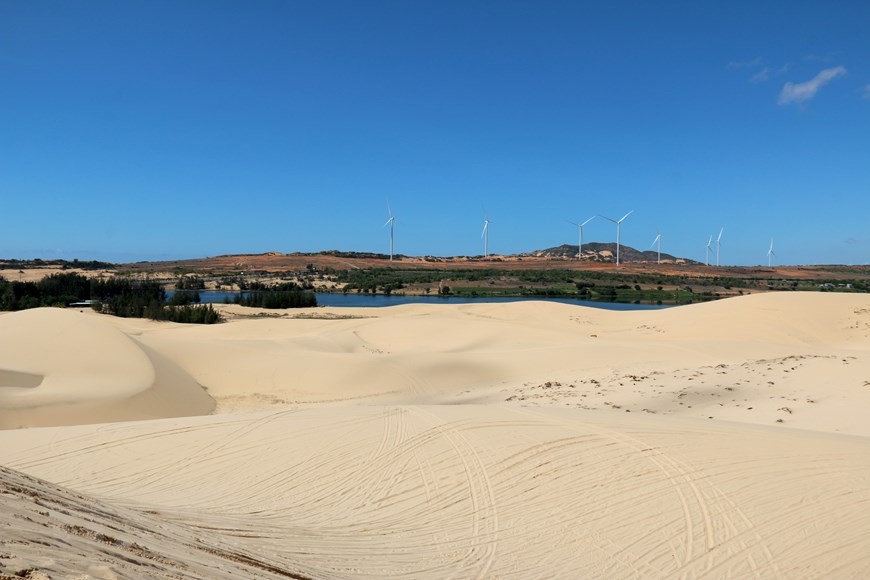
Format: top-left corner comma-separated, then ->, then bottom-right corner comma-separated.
168,289 -> 682,310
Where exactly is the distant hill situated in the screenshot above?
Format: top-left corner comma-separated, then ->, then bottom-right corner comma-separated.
527,243 -> 697,264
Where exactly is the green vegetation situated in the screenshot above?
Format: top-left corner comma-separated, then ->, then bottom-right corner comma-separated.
154,303 -> 222,324
332,268 -> 714,303
167,291 -> 202,306
330,267 -> 870,303
1,271 -> 92,310
175,276 -> 206,290
0,258 -> 114,270
233,282 -> 317,309
0,273 -> 221,324
447,283 -> 712,304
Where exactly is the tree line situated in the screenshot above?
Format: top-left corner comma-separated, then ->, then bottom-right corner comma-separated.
0,273 -> 221,324
232,281 -> 317,308
0,258 -> 115,270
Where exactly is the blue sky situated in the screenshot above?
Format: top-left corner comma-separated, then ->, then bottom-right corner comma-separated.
1,1 -> 868,265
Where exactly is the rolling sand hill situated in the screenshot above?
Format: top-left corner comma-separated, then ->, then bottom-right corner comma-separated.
2,293 -> 870,578
0,308 -> 214,429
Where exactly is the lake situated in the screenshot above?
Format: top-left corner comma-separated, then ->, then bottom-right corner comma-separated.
171,291 -> 673,311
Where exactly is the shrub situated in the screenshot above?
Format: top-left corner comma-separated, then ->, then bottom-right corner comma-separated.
167,291 -> 201,306
234,284 -> 317,309
158,304 -> 222,324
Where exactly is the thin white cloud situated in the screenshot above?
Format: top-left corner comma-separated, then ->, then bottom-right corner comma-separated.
805,53 -> 839,63
750,67 -> 770,83
726,58 -> 788,83
778,66 -> 847,105
727,57 -> 763,69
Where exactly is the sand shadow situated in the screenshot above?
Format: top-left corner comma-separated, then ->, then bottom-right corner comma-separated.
0,369 -> 44,389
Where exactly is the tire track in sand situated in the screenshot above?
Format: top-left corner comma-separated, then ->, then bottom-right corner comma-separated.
508,406 -> 778,578
413,408 -> 500,580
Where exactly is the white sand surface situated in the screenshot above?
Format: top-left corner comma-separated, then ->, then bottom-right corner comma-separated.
0,308 -> 214,429
2,292 -> 870,578
2,406 -> 870,578
93,292 -> 870,435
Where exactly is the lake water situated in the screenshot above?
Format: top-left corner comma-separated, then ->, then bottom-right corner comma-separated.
172,291 -> 672,311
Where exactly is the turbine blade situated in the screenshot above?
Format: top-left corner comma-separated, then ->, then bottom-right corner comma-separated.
568,220 -> 579,226
717,227 -> 724,241
619,210 -> 634,223
600,215 -> 618,224
581,216 -> 596,227
481,223 -> 487,238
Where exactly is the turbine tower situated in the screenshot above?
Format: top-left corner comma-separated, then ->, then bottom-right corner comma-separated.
481,209 -> 494,258
650,230 -> 662,264
384,203 -> 396,261
716,227 -> 724,267
767,238 -> 776,267
705,235 -> 713,266
601,210 -> 633,267
568,216 -> 595,260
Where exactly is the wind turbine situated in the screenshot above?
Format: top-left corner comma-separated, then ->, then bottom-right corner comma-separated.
601,210 -> 633,266
705,235 -> 713,266
384,203 -> 396,261
649,230 -> 662,264
716,227 -> 724,266
767,238 -> 776,267
481,209 -> 494,258
568,216 -> 595,260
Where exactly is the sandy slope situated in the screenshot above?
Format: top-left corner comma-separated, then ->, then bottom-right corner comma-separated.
2,292 -> 870,578
2,406 -> 870,578
109,292 -> 870,435
0,308 -> 214,429
3,294 -> 868,433
0,465 -> 304,579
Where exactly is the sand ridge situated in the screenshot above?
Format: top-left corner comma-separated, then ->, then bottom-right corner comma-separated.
94,292 -> 870,434
0,308 -> 214,429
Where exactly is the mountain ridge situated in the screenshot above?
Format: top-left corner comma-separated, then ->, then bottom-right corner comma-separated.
525,242 -> 698,264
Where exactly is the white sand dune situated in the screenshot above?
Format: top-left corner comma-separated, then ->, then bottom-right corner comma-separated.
117,293 -> 870,435
2,292 -> 870,578
2,406 -> 870,578
0,308 -> 215,429
0,464 -> 304,578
